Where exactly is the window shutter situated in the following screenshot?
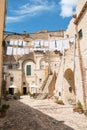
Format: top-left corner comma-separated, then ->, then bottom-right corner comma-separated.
78,29 -> 83,39
26,65 -> 31,75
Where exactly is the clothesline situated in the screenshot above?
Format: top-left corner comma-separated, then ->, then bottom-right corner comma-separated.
6,36 -> 75,55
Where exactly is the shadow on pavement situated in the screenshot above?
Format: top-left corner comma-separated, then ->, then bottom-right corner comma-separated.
0,99 -> 75,130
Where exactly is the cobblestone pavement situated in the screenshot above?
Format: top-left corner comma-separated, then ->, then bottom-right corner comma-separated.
0,95 -> 87,130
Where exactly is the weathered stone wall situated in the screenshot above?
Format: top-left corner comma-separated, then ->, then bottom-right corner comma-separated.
0,0 -> 6,96
56,0 -> 87,107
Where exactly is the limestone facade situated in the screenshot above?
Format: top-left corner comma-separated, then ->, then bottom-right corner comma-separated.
0,0 -> 6,96
3,30 -> 64,95
55,0 -> 87,108
2,0 -> 87,109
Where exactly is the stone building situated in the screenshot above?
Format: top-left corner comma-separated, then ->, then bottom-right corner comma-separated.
3,30 -> 65,96
0,0 -> 6,96
2,0 -> 87,109
55,0 -> 87,109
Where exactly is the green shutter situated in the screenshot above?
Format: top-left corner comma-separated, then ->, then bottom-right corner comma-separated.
78,29 -> 83,39
7,41 -> 11,46
26,65 -> 31,75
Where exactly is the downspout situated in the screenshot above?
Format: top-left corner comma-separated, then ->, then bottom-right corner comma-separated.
73,15 -> 86,109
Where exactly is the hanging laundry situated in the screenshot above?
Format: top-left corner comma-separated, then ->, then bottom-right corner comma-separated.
49,40 -> 55,51
18,40 -> 23,47
63,39 -> 70,50
23,41 -> 26,46
35,40 -> 41,48
14,40 -> 18,46
60,41 -> 64,54
13,47 -> 17,55
44,40 -> 49,47
55,40 -> 57,49
56,40 -> 62,51
6,46 -> 13,55
10,39 -> 14,45
40,40 -> 44,47
69,37 -> 75,43
31,41 -> 35,46
21,48 -> 25,55
17,48 -> 22,55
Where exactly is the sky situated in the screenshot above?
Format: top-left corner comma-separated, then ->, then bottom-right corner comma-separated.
5,0 -> 78,34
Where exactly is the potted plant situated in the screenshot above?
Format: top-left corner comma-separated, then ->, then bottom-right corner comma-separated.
73,100 -> 83,114
0,104 -> 10,118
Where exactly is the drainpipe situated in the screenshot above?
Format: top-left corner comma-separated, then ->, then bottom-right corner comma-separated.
73,15 -> 86,109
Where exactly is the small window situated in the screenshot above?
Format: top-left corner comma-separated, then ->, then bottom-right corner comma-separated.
59,92 -> 61,96
26,65 -> 31,75
10,77 -> 14,82
8,64 -> 13,69
7,41 -> 10,46
55,64 -> 56,67
69,87 -> 72,93
78,29 -> 83,39
39,79 -> 42,83
23,82 -> 25,85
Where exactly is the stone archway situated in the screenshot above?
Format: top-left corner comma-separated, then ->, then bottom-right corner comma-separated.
63,69 -> 76,104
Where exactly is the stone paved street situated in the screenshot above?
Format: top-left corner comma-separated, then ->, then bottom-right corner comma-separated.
0,95 -> 87,130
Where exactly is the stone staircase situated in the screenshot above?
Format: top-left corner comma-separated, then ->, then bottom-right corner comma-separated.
34,93 -> 48,100
42,75 -> 53,93
34,74 -> 54,100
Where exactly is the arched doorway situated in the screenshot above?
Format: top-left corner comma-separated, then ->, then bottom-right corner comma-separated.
64,69 -> 76,104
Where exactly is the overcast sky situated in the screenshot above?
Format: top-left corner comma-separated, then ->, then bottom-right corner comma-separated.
5,0 -> 78,33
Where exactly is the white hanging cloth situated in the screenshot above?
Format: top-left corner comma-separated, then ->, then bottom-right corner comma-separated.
56,40 -> 62,51
31,41 -> 35,46
21,48 -> 25,55
49,40 -> 55,51
18,40 -> 23,46
23,41 -> 26,46
69,37 -> 75,43
13,47 -> 17,55
63,39 -> 70,50
10,39 -> 14,45
17,48 -> 22,55
44,40 -> 49,47
14,40 -> 18,46
40,40 -> 44,46
6,46 -> 13,55
35,40 -> 40,48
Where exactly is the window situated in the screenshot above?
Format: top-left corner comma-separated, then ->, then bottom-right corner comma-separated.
55,64 -> 57,67
59,92 -> 61,96
23,82 -> 25,85
7,41 -> 10,46
8,64 -> 13,69
39,79 -> 42,83
78,29 -> 83,39
26,65 -> 31,75
69,87 -> 72,93
10,77 -> 14,82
